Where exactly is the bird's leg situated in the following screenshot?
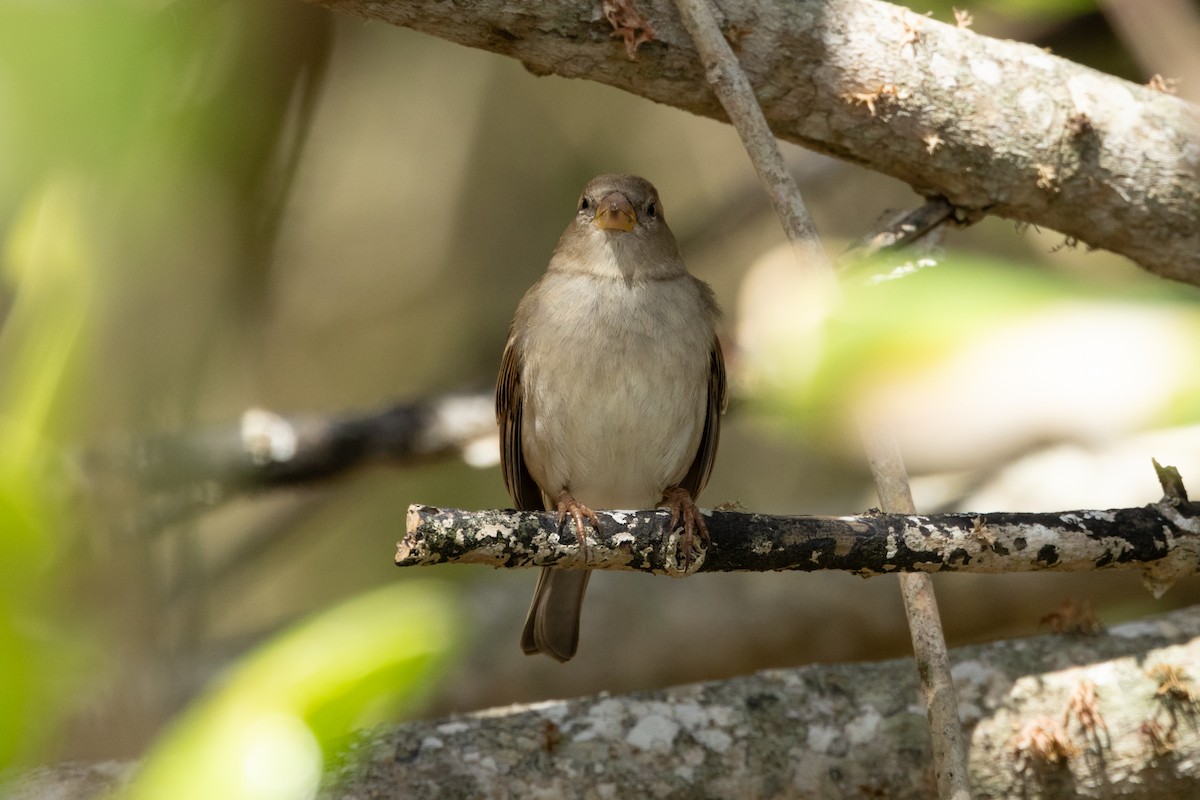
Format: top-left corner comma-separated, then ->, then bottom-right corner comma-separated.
556,487 -> 601,560
661,485 -> 709,569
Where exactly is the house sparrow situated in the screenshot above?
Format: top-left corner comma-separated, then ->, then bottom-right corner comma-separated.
496,174 -> 726,661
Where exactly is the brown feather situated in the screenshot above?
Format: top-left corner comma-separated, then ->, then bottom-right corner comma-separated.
496,332 -> 543,511
677,336 -> 727,499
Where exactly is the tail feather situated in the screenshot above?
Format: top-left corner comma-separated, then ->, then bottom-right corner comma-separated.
521,568 -> 590,662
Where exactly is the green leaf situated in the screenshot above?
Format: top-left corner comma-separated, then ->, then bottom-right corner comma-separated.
124,580 -> 459,800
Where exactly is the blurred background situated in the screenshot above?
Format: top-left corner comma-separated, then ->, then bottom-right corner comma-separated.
2,0 -> 1199,785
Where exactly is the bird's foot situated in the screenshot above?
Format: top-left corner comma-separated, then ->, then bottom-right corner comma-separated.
556,488 -> 601,561
661,486 -> 709,570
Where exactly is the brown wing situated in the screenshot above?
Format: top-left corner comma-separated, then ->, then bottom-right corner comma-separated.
678,336 -> 727,499
496,332 -> 545,511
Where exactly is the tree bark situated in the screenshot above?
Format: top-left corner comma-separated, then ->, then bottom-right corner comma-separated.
300,0 -> 1200,287
321,604 -> 1200,799
400,500 -> 1200,593
9,605 -> 1200,799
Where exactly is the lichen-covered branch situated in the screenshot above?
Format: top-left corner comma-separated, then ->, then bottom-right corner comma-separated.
316,605 -> 1200,799
301,0 -> 1200,287
400,499 -> 1200,591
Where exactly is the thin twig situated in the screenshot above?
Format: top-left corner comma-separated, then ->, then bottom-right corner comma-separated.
669,1 -> 970,795
862,429 -> 970,797
668,0 -> 833,278
840,197 -> 959,262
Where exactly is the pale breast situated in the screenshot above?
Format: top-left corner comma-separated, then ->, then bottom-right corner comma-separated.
518,271 -> 715,510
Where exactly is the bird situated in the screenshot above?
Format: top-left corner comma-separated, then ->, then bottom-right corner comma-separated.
496,174 -> 726,662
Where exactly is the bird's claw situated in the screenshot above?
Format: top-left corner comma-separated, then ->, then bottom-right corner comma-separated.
556,488 -> 601,560
662,486 -> 709,570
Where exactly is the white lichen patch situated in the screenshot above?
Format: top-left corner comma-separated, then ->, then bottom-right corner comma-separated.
476,524 -> 507,540
611,531 -> 636,547
530,700 -> 570,723
969,58 -> 1001,85
1068,73 -> 1139,135
626,714 -> 679,750
670,701 -> 707,729
845,708 -> 882,745
693,728 -> 733,753
575,698 -> 627,742
886,529 -> 899,560
436,721 -> 471,735
1017,46 -> 1059,73
1109,619 -> 1163,639
1161,503 -> 1200,534
928,52 -> 957,89
806,723 -> 839,754
951,659 -> 1010,725
1016,86 -> 1055,132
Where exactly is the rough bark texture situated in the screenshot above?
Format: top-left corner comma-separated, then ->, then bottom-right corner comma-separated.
400,500 -> 1200,591
314,605 -> 1200,799
9,606 -> 1200,799
302,0 -> 1200,287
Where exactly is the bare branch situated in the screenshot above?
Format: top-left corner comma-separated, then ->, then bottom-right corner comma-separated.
302,0 -> 1200,287
672,0 -> 830,272
88,392 -> 496,531
400,498 -> 1200,590
842,196 -> 958,260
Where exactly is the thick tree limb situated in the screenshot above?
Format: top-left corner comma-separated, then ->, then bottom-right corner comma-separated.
302,0 -> 1200,287
400,499 -> 1200,592
321,604 -> 1200,799
12,605 -> 1200,799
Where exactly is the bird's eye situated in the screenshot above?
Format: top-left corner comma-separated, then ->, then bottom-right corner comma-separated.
579,196 -> 590,212
646,201 -> 658,219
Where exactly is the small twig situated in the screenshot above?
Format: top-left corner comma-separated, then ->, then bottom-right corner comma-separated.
1153,458 -> 1190,504
840,197 -> 959,262
669,0 -> 832,279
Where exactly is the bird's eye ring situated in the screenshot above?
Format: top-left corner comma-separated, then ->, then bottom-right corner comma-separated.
646,201 -> 658,219
579,196 -> 590,212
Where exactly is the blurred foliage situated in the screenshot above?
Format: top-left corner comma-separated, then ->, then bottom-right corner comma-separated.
0,180 -> 93,766
123,580 -> 456,800
744,251 -> 1200,460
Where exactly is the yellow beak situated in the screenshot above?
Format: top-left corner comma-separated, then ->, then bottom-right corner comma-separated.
594,191 -> 636,232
